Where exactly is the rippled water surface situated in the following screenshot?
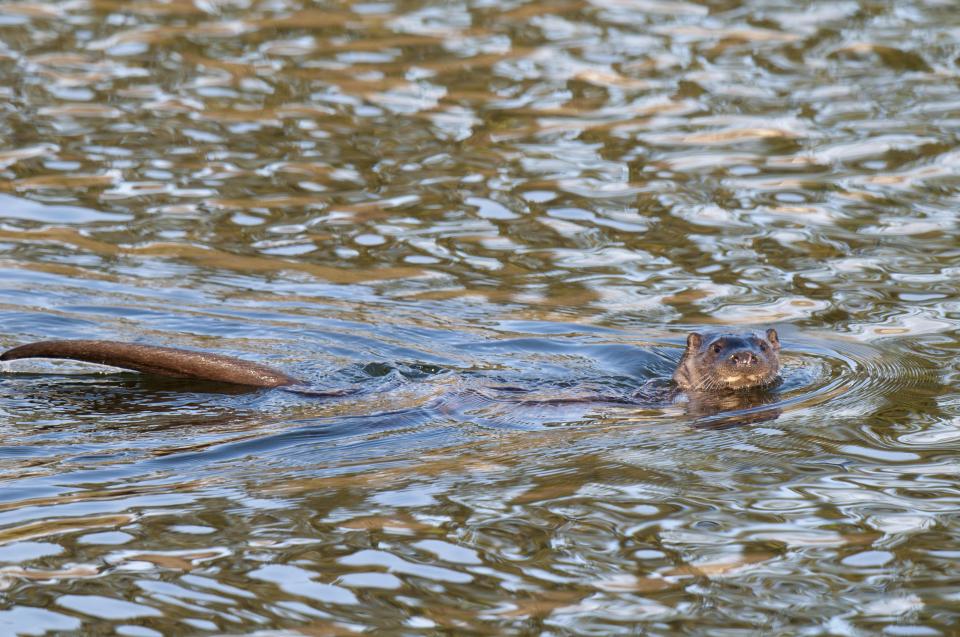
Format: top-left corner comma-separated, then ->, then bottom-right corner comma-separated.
1,0 -> 960,633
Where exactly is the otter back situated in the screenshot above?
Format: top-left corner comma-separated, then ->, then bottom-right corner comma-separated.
0,340 -> 299,388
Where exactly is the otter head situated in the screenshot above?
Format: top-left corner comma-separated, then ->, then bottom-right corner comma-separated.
673,329 -> 781,392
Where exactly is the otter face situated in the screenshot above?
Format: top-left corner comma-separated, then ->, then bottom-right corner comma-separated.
672,329 -> 781,392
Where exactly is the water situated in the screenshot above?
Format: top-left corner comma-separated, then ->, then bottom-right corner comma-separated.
1,0 -> 959,633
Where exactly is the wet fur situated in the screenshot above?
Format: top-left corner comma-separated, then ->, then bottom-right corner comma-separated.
672,329 -> 781,392
0,340 -> 299,388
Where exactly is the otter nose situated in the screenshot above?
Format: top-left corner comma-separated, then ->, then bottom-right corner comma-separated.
729,351 -> 758,366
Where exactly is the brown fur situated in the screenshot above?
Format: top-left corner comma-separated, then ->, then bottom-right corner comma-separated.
673,329 -> 781,392
0,340 -> 299,388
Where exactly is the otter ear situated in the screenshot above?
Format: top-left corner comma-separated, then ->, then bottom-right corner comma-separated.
686,332 -> 702,351
765,328 -> 780,351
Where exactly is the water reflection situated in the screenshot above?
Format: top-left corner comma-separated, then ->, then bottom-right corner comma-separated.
1,0 -> 960,632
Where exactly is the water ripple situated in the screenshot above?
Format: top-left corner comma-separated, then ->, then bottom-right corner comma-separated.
0,0 -> 959,633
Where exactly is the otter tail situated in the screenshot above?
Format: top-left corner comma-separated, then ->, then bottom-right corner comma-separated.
0,340 -> 300,388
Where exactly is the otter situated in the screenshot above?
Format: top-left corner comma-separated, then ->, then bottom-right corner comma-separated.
1,329 -> 782,396
672,329 -> 780,392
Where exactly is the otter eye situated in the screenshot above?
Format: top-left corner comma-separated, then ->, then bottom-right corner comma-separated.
759,343 -> 767,351
712,343 -> 722,354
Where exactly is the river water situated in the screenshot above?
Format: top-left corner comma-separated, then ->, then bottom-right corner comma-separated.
0,0 -> 959,634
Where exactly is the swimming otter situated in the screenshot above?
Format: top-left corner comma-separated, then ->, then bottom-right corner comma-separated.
1,329 -> 781,393
672,329 -> 780,392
